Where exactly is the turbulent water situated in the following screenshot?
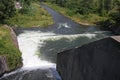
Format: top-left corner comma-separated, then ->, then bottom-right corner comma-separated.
0,4 -> 112,80
18,31 -> 56,68
0,30 -> 110,80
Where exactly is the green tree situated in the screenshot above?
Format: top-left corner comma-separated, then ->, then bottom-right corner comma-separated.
0,0 -> 16,22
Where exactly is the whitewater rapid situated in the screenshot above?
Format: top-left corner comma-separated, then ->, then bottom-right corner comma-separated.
17,30 -> 97,68
0,29 -> 110,80
18,31 -> 56,68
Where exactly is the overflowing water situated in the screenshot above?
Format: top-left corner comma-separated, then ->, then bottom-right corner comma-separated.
18,31 -> 56,68
18,30 -> 103,68
0,4 -> 112,80
0,29 -> 110,80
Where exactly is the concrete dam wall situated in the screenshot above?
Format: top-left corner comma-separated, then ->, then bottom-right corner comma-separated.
57,37 -> 120,80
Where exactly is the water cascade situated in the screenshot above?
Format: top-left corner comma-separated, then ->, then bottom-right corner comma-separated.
0,29 -> 109,80
0,4 -> 111,80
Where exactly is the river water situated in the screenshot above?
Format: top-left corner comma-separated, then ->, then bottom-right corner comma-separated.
0,4 -> 111,80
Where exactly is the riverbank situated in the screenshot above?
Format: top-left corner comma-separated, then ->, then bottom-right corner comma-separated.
5,3 -> 53,28
44,2 -> 107,26
0,25 -> 22,76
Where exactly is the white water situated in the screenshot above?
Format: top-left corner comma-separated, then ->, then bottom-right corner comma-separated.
18,31 -> 56,68
17,30 -> 97,69
0,30 -> 109,80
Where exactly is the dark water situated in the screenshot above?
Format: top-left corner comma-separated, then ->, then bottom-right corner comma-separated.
0,4 -> 112,80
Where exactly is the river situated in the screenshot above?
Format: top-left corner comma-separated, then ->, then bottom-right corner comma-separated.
0,4 -> 111,80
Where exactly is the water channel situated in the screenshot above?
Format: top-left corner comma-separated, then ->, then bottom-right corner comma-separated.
0,4 -> 111,80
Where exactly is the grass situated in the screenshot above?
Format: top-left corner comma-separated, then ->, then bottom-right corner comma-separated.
44,2 -> 107,26
0,26 -> 22,70
6,3 -> 53,28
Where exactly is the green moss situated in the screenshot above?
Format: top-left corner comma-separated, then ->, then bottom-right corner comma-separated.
0,26 -> 22,70
6,3 -> 53,28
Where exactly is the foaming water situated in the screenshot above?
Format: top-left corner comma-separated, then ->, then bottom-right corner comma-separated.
0,30 -> 109,80
17,31 -> 56,68
17,30 -> 100,69
0,4 -> 112,79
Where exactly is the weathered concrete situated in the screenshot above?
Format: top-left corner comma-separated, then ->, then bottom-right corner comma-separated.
111,36 -> 120,43
57,37 -> 120,80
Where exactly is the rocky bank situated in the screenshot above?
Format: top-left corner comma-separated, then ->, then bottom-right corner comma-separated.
0,56 -> 9,76
57,37 -> 120,80
0,25 -> 22,77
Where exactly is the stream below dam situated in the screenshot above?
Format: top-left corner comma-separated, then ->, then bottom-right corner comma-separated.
0,4 -> 112,80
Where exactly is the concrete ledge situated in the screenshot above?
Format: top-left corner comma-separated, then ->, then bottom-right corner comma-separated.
57,37 -> 120,80
111,36 -> 120,43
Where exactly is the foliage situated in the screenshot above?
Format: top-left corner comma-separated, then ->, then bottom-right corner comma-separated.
44,2 -> 106,25
109,11 -> 120,24
98,0 -> 120,29
44,0 -> 119,16
18,0 -> 32,6
19,6 -> 33,14
0,0 -> 16,23
0,26 -> 22,70
6,3 -> 53,27
44,0 -> 120,27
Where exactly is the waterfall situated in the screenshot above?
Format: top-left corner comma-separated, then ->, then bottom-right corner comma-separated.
0,4 -> 111,80
17,31 -> 56,68
17,30 -> 99,69
0,29 -> 109,80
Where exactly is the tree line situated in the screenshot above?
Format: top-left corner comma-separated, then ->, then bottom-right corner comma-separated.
44,0 -> 119,15
0,0 -> 16,22
44,0 -> 120,29
0,0 -> 34,23
0,0 -> 119,28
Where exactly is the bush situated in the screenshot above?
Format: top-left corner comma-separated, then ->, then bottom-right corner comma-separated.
109,12 -> 120,24
66,10 -> 75,16
0,0 -> 16,22
0,26 -> 22,70
19,7 -> 31,14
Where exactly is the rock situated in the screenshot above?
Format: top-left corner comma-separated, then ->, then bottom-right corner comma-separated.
15,1 -> 22,9
0,25 -> 22,76
0,56 -> 9,76
57,37 -> 120,80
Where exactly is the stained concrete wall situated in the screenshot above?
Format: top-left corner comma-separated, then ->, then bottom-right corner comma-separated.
57,37 -> 120,80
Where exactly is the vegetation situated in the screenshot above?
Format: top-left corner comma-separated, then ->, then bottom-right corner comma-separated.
0,26 -> 22,70
43,0 -> 120,28
0,0 -> 16,23
0,0 -> 53,72
44,2 -> 106,25
6,3 -> 53,28
0,0 -> 53,28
